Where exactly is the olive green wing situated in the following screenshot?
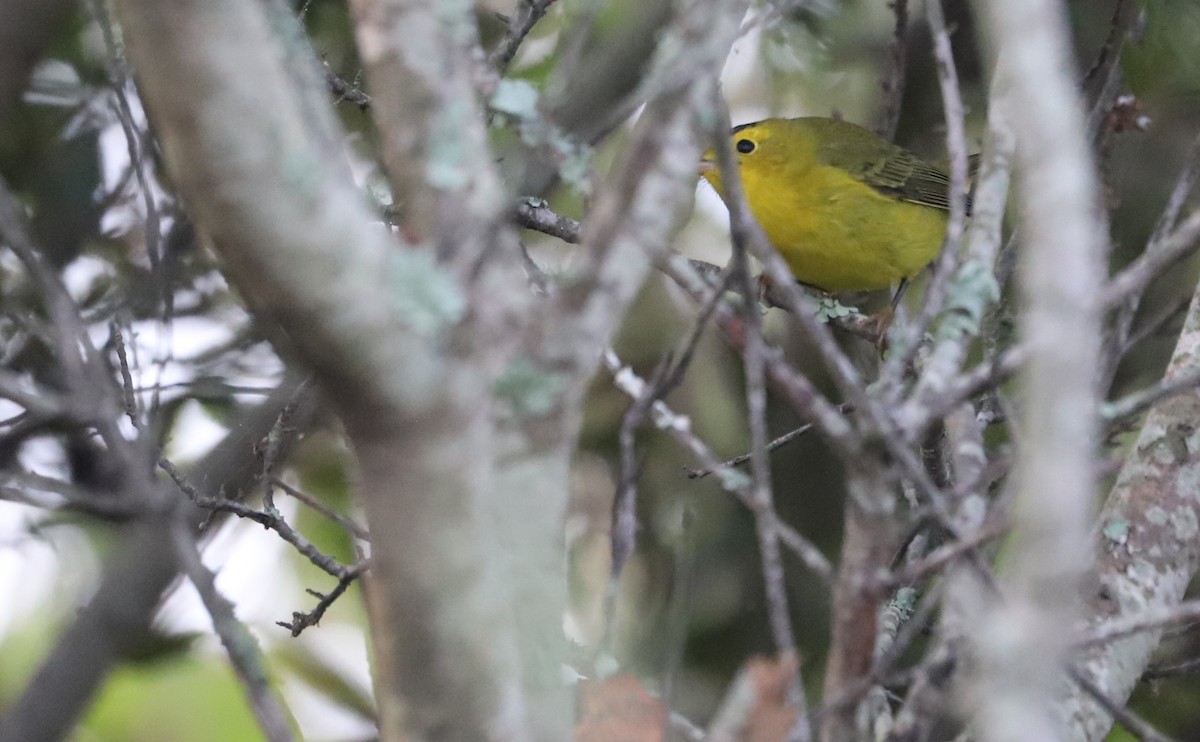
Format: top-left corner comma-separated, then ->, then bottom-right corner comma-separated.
866,150 -> 954,210
812,122 -> 978,212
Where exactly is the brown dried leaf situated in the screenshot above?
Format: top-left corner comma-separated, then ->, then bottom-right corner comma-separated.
575,673 -> 666,742
743,655 -> 799,742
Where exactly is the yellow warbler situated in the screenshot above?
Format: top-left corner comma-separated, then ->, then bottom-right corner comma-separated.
700,117 -> 965,293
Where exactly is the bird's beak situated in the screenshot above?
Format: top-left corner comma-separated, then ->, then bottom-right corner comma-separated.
698,151 -> 716,176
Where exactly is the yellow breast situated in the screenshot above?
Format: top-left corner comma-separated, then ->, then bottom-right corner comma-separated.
738,162 -> 948,292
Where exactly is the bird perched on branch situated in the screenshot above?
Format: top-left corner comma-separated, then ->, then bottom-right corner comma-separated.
699,116 -> 972,294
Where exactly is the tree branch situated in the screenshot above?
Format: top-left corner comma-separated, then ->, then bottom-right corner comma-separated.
0,378 -> 316,742
968,1 -> 1109,738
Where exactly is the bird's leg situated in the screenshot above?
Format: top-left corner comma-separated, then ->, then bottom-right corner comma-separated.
890,277 -> 910,312
862,278 -> 909,352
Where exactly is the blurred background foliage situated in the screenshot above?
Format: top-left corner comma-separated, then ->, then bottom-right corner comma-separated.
1,0 -> 1199,739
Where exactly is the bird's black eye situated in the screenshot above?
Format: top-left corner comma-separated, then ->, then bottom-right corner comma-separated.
736,139 -> 756,154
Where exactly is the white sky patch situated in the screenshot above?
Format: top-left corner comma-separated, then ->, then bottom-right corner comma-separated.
94,88 -> 173,251
157,502 -> 303,640
164,400 -> 230,462
285,672 -> 377,741
0,506 -> 101,640
15,436 -> 68,476
283,624 -> 375,739
98,111 -> 137,192
130,314 -> 238,362
0,398 -> 23,425
61,254 -> 117,301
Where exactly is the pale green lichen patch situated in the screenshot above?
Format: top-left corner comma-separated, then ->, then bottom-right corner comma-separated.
1168,506 -> 1199,541
1144,433 -> 1183,466
437,0 -> 476,46
1102,518 -> 1129,546
934,259 -> 1001,342
280,147 -> 323,197
1121,560 -> 1163,603
1145,506 -> 1168,526
426,99 -> 474,189
493,358 -> 563,417
1175,461 -> 1200,498
388,249 -> 466,336
716,467 -> 753,492
816,296 -> 855,322
490,79 -> 540,119
557,145 -> 593,195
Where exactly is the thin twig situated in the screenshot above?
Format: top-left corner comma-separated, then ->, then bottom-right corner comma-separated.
611,267 -> 732,588
109,321 -> 142,429
612,363 -> 658,580
489,0 -> 558,73
90,0 -> 163,286
1145,656 -> 1200,680
809,582 -> 948,728
322,61 -> 372,110
0,178 -> 97,386
272,478 -> 369,540
1149,130 -> 1200,250
901,344 -> 1026,438
276,561 -> 368,636
874,0 -> 909,141
1083,0 -> 1139,143
1121,289 -> 1192,355
515,198 -> 582,243
260,377 -> 313,514
1104,131 -> 1200,386
658,253 -> 861,450
0,470 -> 143,519
1103,209 -> 1200,307
170,519 -> 297,742
602,348 -> 833,582
885,0 -> 971,384
871,515 -> 1008,591
0,370 -> 64,419
160,456 -> 351,579
0,177 -> 134,473
686,420 -> 818,479
1103,368 -> 1200,421
659,268 -> 736,395
1069,666 -> 1176,742
901,47 -> 1015,436
1076,599 -> 1200,648
711,93 -> 810,742
660,506 -> 695,736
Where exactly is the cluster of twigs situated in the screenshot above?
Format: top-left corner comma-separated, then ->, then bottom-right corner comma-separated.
4,0 -> 1200,740
0,6 -> 373,742
516,2 -> 1200,740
